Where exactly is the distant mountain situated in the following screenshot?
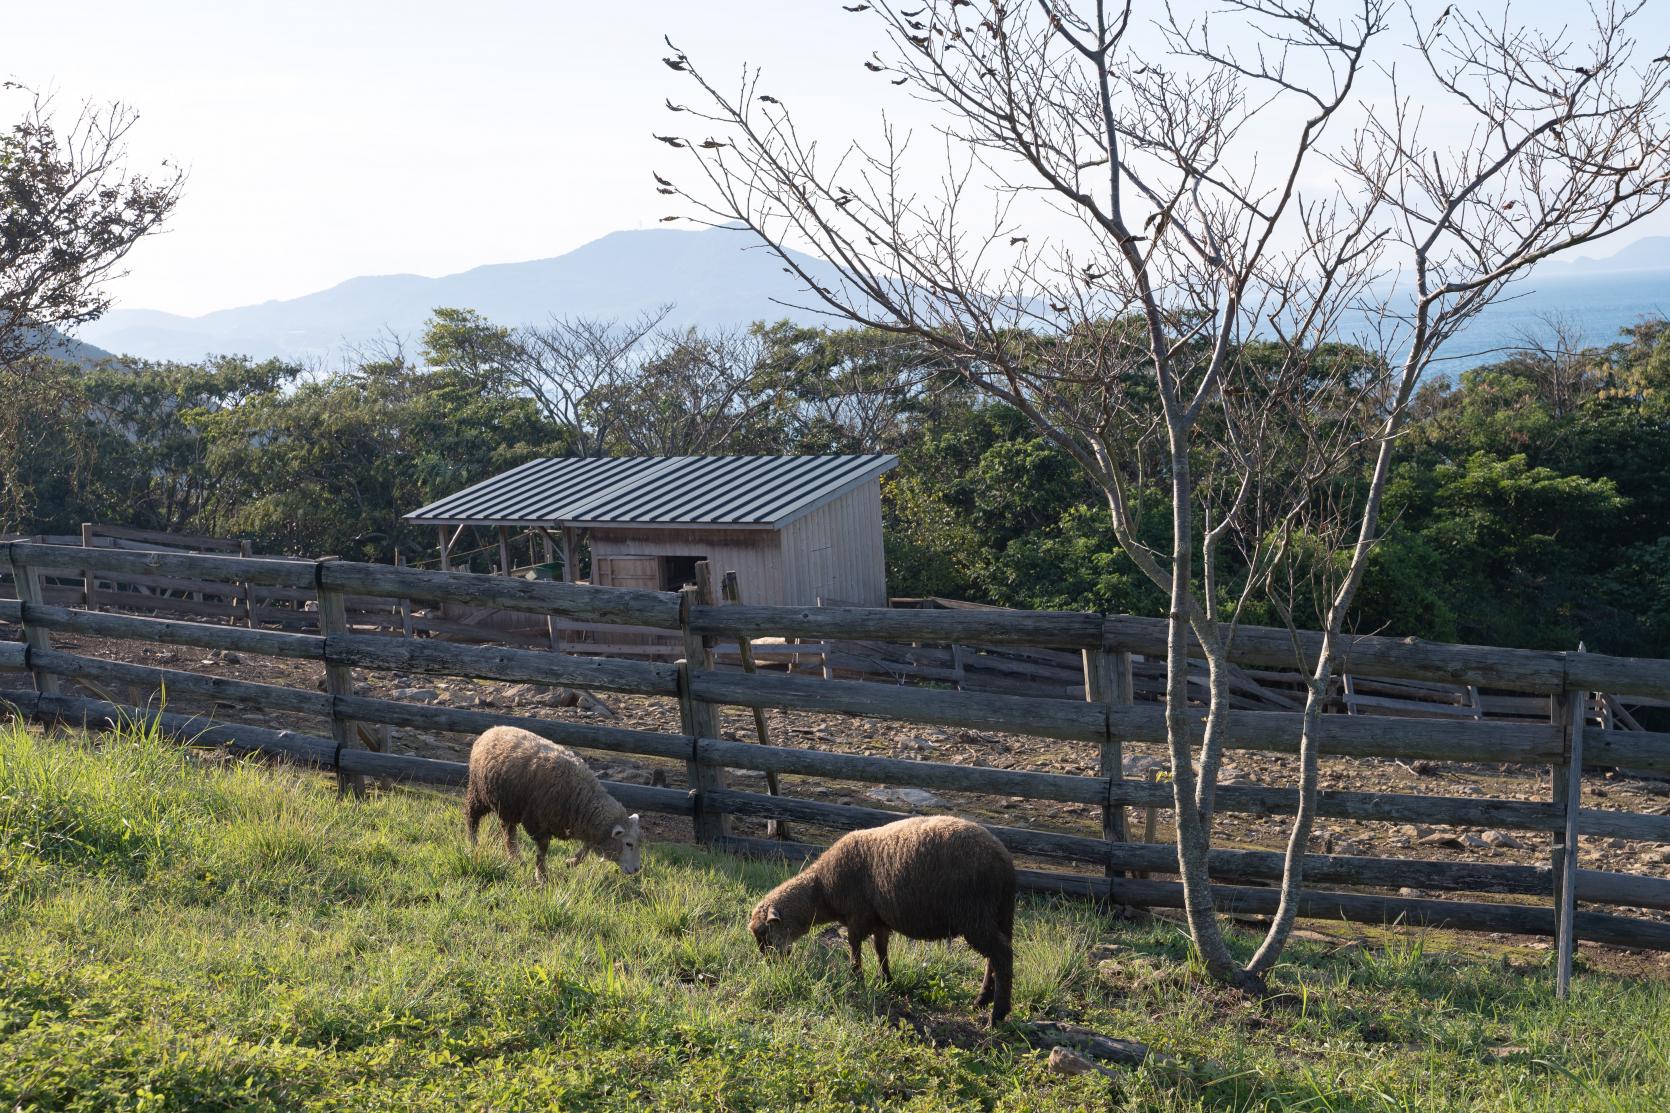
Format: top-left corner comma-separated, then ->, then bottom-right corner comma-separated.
1543,235 -> 1670,276
23,327 -> 114,367
76,225 -> 855,364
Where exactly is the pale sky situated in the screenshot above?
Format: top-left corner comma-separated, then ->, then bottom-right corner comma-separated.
7,0 -> 1670,317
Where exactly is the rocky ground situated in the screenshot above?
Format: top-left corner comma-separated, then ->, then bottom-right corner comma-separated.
5,629 -> 1669,971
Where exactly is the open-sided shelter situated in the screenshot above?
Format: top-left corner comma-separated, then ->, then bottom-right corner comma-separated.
403,454 -> 898,606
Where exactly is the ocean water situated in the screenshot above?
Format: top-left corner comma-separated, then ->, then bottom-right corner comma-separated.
1414,267 -> 1670,373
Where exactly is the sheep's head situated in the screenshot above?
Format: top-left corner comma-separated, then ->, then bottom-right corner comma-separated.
748,889 -> 810,955
601,813 -> 642,874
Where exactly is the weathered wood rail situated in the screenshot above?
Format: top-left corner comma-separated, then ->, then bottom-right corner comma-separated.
4,540 -> 1670,994
5,527 -> 1643,727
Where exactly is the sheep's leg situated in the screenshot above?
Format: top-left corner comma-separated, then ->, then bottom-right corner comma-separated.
974,961 -> 995,1007
568,845 -> 589,867
501,818 -> 520,861
465,799 -> 490,846
990,946 -> 1013,1025
845,926 -> 869,977
968,922 -> 1013,1025
534,837 -> 551,885
873,930 -> 893,982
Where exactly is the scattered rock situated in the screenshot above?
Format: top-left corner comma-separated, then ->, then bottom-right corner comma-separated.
391,687 -> 439,703
1482,830 -> 1522,849
1419,832 -> 1464,849
1461,833 -> 1490,850
1288,928 -> 1342,945
1046,1047 -> 1102,1077
1125,755 -> 1168,778
1606,837 -> 1630,850
576,690 -> 617,717
866,787 -> 946,808
1395,824 -> 1434,840
216,651 -> 244,665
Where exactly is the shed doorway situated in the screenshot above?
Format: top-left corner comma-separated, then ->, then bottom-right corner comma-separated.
659,555 -> 708,593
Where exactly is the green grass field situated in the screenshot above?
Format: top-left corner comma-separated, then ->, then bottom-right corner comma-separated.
1,717 -> 1667,1112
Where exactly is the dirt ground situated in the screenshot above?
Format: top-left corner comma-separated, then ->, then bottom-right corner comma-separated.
6,630 -> 1669,978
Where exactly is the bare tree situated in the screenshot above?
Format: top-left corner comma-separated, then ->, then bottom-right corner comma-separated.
509,307 -> 674,456
603,325 -> 783,455
1,85 -> 183,373
1509,310 -> 1600,417
757,323 -> 966,453
658,0 -> 1670,989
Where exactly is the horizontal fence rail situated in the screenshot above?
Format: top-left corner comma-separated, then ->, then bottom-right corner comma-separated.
4,538 -> 1669,986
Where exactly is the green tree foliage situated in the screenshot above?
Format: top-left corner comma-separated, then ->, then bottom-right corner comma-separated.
0,357 -> 98,533
6,306 -> 1668,658
0,354 -> 290,535
751,322 -> 967,454
195,347 -> 570,562
880,320 -> 1670,657
1,88 -> 181,373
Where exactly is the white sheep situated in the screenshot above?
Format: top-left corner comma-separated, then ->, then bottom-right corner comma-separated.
464,726 -> 642,880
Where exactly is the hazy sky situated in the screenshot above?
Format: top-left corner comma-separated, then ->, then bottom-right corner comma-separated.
8,0 -> 1670,317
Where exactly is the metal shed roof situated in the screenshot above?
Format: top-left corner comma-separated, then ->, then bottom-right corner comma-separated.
404,454 -> 899,530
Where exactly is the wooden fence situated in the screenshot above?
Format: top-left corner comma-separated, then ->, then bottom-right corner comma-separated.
8,526 -> 1647,727
4,539 -> 1670,995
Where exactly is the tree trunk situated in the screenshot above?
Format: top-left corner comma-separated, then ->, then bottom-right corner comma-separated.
1160,441 -> 1245,986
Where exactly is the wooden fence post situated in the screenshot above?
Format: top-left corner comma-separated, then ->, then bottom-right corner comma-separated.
721,568 -> 788,840
4,544 -> 59,697
1554,659 -> 1587,997
316,558 -> 368,797
80,523 -> 99,612
1140,767 -> 1160,878
816,595 -> 835,681
1085,642 -> 1131,879
237,539 -> 257,629
392,551 -> 415,639
678,578 -> 728,843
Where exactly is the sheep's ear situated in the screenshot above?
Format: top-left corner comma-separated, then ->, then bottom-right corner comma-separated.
610,823 -> 626,840
765,906 -> 781,924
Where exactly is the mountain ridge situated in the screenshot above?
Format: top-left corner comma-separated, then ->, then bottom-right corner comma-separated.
1541,235 -> 1670,275
77,226 -> 846,363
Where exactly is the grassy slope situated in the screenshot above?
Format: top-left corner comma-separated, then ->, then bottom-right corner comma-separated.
0,720 -> 1666,1112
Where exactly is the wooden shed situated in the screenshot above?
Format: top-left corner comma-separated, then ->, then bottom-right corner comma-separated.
404,454 -> 898,607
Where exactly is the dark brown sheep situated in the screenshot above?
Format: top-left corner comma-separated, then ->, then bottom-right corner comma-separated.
748,815 -> 1016,1024
464,726 -> 641,881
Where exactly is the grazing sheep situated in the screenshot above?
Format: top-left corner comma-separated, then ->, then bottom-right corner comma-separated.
464,726 -> 641,881
748,815 -> 1016,1024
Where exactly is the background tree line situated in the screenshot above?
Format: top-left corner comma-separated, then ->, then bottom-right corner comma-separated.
4,310 -> 1668,659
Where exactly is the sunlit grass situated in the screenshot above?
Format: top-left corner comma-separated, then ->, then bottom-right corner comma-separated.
0,714 -> 1665,1111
